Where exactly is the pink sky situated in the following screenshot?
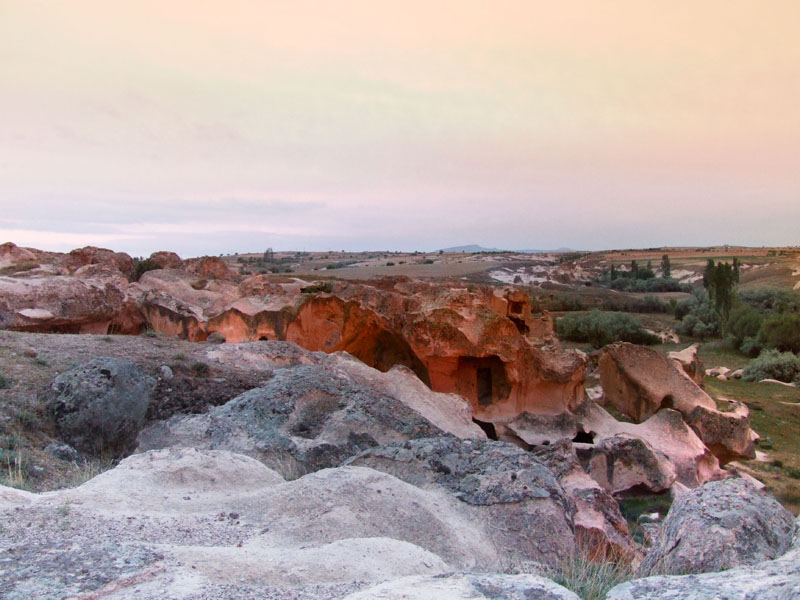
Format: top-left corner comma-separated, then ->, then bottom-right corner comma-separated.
1,1 -> 798,255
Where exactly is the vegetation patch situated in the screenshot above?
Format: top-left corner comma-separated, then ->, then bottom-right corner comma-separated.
556,310 -> 660,349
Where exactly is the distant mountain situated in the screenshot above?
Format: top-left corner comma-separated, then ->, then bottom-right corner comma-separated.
439,244 -> 574,254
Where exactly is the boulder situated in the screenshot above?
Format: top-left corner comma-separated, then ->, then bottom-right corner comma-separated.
608,516 -> 800,599
638,478 -> 796,576
181,255 -> 235,281
668,343 -> 704,386
576,402 -> 724,488
0,275 -> 132,334
587,435 -> 676,494
137,361 -> 453,478
504,411 -> 578,447
49,357 -> 155,456
57,246 -> 136,280
533,440 -> 639,561
342,573 -> 581,600
0,242 -> 39,270
346,437 -> 576,569
147,250 -> 182,269
599,343 -> 755,463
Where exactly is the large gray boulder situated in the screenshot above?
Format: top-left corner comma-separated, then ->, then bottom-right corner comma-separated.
137,363 -> 448,478
346,436 -> 576,570
607,516 -> 800,599
342,573 -> 581,600
638,478 -> 796,577
49,357 -> 155,456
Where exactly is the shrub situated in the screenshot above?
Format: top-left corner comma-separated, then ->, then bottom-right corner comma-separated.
741,349 -> 800,383
385,262 -> 395,266
676,289 -> 719,339
133,258 -> 161,281
0,374 -> 9,389
758,313 -> 800,354
727,304 -> 763,352
556,310 -> 661,349
739,288 -> 800,313
190,361 -> 210,376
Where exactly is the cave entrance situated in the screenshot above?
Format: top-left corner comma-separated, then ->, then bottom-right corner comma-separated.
509,316 -> 529,334
472,418 -> 498,440
347,327 -> 431,387
477,367 -> 493,407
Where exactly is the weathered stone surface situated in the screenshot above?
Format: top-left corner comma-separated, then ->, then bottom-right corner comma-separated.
6,449 -> 513,598
0,275 -> 134,334
638,478 -> 796,577
57,246 -> 136,280
504,411 -> 578,446
0,242 -> 39,270
49,357 -> 155,456
137,360 -> 453,477
576,402 -> 724,488
147,250 -> 182,269
587,435 -> 677,494
342,573 -> 581,600
181,255 -> 235,281
599,342 -> 755,463
346,436 -> 575,569
599,342 -> 716,422
607,516 -> 800,599
668,343 -> 704,386
533,440 -> 639,561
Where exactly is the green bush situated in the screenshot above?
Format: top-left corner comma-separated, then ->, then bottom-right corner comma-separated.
758,313 -> 800,354
741,349 -> 800,383
133,258 -> 161,281
727,304 -> 763,353
676,289 -> 719,339
0,374 -> 9,389
556,310 -> 660,349
739,288 -> 800,313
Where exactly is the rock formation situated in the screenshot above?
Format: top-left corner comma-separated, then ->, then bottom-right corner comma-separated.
599,342 -> 755,463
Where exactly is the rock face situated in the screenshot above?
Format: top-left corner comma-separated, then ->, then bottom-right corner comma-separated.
342,574 -> 581,600
49,357 -> 155,456
0,245 -> 588,425
181,255 -> 235,281
0,242 -> 39,270
532,440 -> 639,561
147,250 -> 182,269
576,402 -> 724,488
347,437 -> 577,569
137,350 -> 483,478
668,343 -> 705,386
607,516 -> 800,599
599,342 -> 755,463
587,435 -> 676,494
638,478 -> 796,577
0,447 -> 581,598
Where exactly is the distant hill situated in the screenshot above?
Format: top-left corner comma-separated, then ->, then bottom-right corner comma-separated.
439,244 -> 574,254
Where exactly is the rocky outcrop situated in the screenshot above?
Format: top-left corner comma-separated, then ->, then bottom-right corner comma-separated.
576,401 -> 724,488
0,241 -> 39,270
342,574 -> 580,600
599,342 -> 755,463
532,440 -> 639,561
147,250 -> 182,269
346,437 -> 576,569
49,357 -> 155,456
181,255 -> 235,281
0,275 -> 139,334
668,343 -> 704,386
607,516 -> 800,599
57,245 -> 136,280
587,435 -> 677,494
638,478 -> 796,576
137,349 -> 483,478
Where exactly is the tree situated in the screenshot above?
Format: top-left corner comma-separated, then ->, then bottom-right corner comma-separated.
704,260 -> 738,335
610,264 -> 617,280
631,260 -> 639,277
661,254 -> 671,278
263,248 -> 274,263
733,256 -> 740,282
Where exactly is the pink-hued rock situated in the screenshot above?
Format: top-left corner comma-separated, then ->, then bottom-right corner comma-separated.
57,246 -> 136,281
668,343 -> 705,386
576,402 -> 725,488
182,256 -> 235,281
0,242 -> 39,270
599,343 -> 755,463
147,251 -> 182,269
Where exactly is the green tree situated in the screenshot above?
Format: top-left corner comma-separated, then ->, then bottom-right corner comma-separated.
732,256 -> 740,282
631,260 -> 639,277
661,254 -> 671,278
704,260 -> 738,335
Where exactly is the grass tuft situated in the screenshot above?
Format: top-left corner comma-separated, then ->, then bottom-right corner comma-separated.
547,552 -> 636,600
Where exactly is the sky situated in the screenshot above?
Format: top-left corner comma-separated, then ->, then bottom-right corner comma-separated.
1,1 -> 799,257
